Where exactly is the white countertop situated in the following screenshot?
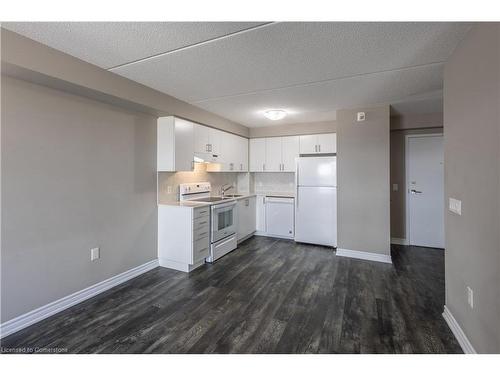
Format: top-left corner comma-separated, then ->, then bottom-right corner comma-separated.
158,193 -> 257,208
254,191 -> 295,198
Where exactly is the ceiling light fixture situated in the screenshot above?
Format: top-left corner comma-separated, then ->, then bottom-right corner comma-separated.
264,109 -> 287,121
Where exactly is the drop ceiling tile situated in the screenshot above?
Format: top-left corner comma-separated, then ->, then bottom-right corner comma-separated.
2,22 -> 266,68
192,63 -> 444,127
110,22 -> 471,102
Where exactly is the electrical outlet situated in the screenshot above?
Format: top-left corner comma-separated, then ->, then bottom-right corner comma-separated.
167,185 -> 172,194
467,286 -> 474,309
90,247 -> 100,261
392,183 -> 399,192
449,197 -> 462,215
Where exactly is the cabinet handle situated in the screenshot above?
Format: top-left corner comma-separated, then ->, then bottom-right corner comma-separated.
240,163 -> 243,170
314,145 -> 317,152
263,196 -> 266,204
263,163 -> 265,171
319,144 -> 321,153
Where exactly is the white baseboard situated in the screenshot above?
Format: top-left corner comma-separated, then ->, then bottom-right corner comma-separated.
336,248 -> 392,264
158,258 -> 204,273
0,259 -> 159,339
391,237 -> 409,245
442,305 -> 477,354
254,232 -> 294,240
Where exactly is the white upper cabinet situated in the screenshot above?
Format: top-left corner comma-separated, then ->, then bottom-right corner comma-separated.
194,124 -> 222,155
299,133 -> 336,154
298,134 -> 317,154
194,123 -> 210,153
158,117 -> 195,172
265,137 -> 282,172
249,138 -> 266,172
317,133 -> 336,154
281,136 -> 300,171
236,135 -> 249,172
250,136 -> 300,172
209,128 -> 221,156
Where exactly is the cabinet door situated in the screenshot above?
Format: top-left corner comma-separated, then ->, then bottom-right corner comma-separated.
247,196 -> 256,235
299,134 -> 318,154
209,128 -> 222,156
194,124 -> 210,153
281,136 -> 300,172
256,195 -> 266,232
265,137 -> 282,172
218,131 -> 232,171
237,199 -> 247,241
317,133 -> 336,154
236,136 -> 248,172
174,118 -> 195,171
249,138 -> 266,172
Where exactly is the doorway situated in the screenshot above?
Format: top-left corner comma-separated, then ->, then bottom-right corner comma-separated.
406,134 -> 444,248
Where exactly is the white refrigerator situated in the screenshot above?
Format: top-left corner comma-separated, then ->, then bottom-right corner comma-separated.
294,156 -> 337,247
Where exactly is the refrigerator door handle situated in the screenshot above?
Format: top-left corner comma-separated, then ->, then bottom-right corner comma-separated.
295,161 -> 299,210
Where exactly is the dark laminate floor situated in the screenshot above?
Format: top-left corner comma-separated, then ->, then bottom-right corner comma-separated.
1,237 -> 462,354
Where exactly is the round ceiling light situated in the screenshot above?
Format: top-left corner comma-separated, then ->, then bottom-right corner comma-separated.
264,109 -> 287,121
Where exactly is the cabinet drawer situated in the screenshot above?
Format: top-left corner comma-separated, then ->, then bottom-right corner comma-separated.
193,227 -> 210,242
193,216 -> 210,231
193,245 -> 209,263
194,207 -> 210,219
194,236 -> 209,252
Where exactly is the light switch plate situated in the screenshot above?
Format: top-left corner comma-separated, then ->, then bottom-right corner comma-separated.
90,247 -> 100,261
449,198 -> 462,215
392,184 -> 399,192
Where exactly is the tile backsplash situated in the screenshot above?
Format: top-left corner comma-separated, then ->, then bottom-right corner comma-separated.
252,172 -> 295,194
158,163 -> 248,203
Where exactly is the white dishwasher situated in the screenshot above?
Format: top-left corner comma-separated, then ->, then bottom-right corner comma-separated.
265,197 -> 295,239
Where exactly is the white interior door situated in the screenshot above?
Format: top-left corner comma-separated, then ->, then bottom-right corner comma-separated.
407,135 -> 444,248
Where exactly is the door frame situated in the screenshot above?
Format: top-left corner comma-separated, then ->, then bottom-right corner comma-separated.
405,133 -> 444,246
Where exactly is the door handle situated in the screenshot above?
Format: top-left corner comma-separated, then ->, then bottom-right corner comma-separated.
410,189 -> 423,194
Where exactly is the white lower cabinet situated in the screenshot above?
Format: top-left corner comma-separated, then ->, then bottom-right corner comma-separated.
158,205 -> 210,272
256,195 -> 267,232
237,196 -> 256,242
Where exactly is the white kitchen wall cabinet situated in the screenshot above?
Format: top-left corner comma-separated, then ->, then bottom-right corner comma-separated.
236,135 -> 249,172
298,134 -> 317,154
237,196 -> 256,242
281,136 -> 300,171
194,124 -> 221,155
250,136 -> 300,172
250,138 -> 266,172
265,137 -> 282,172
256,194 -> 267,232
299,133 -> 336,154
157,116 -> 195,172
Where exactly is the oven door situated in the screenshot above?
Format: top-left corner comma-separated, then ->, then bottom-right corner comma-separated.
211,201 -> 237,242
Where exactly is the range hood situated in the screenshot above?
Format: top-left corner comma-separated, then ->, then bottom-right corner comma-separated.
193,152 -> 219,164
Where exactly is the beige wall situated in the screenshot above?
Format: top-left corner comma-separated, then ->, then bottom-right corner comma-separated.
390,125 -> 443,239
1,28 -> 249,137
443,24 -> 500,353
249,121 -> 336,138
1,77 -> 158,322
337,106 -> 391,255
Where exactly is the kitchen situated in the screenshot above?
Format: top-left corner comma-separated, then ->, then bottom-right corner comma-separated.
2,19 -> 494,358
157,115 -> 337,272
